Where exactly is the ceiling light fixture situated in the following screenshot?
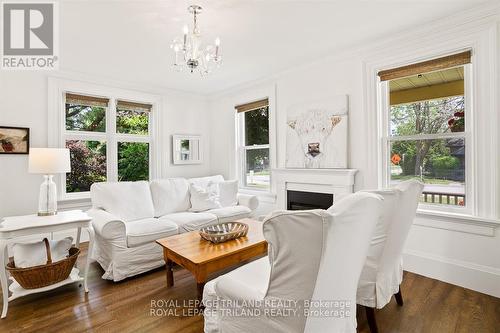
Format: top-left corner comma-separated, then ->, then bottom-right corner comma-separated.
171,5 -> 222,75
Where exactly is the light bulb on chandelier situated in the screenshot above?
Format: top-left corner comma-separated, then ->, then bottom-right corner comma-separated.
171,5 -> 222,76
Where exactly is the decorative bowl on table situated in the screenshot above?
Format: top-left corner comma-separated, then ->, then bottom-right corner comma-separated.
199,222 -> 249,244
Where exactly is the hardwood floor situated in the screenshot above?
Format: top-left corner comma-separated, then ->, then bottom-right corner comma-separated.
1,245 -> 499,333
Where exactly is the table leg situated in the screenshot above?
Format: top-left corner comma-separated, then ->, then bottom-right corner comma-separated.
0,240 -> 9,319
83,225 -> 95,293
197,282 -> 206,303
166,259 -> 174,287
195,268 -> 207,304
75,227 -> 82,268
76,227 -> 81,248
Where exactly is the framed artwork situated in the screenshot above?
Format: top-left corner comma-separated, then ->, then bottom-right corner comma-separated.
0,126 -> 30,154
172,134 -> 203,164
286,95 -> 348,169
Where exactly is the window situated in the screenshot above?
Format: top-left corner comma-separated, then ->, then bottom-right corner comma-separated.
236,99 -> 270,190
379,51 -> 471,211
64,93 -> 152,196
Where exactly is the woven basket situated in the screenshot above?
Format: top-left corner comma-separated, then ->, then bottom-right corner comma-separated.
199,222 -> 249,244
6,238 -> 80,289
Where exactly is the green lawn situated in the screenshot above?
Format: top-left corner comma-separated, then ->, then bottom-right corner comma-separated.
391,175 -> 460,185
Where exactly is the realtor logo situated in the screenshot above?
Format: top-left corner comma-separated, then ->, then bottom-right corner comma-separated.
1,2 -> 58,70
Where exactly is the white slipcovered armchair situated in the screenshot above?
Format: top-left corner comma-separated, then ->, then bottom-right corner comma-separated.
203,192 -> 384,333
357,179 -> 424,333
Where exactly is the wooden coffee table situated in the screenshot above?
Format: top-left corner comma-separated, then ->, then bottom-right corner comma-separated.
156,218 -> 267,301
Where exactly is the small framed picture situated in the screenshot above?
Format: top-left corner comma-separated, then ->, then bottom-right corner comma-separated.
0,126 -> 30,154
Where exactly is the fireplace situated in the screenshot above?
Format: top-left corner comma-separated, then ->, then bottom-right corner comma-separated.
272,168 -> 358,210
287,190 -> 334,210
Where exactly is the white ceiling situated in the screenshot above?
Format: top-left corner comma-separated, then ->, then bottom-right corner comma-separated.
59,0 -> 492,95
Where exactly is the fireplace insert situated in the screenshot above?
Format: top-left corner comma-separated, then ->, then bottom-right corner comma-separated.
287,190 -> 333,210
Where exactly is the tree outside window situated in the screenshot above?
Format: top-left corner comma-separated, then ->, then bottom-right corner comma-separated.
64,95 -> 151,195
388,66 -> 466,207
239,105 -> 270,189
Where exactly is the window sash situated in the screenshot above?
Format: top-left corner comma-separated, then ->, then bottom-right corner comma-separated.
237,107 -> 271,191
241,145 -> 270,189
387,132 -> 465,142
243,144 -> 269,150
116,108 -> 150,136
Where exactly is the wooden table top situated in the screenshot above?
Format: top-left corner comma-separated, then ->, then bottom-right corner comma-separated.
156,218 -> 266,265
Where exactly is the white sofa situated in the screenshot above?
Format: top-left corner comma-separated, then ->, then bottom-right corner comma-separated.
87,175 -> 259,281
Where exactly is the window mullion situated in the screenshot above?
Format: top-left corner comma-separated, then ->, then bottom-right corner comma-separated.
115,134 -> 150,143
107,99 -> 117,182
239,114 -> 245,185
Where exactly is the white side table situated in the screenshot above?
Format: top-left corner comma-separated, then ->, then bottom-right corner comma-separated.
0,210 -> 94,319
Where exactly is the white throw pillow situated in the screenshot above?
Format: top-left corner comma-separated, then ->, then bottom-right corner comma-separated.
218,180 -> 239,207
13,237 -> 73,268
189,184 -> 222,212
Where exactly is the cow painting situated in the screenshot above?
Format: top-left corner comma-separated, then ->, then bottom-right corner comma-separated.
286,97 -> 348,168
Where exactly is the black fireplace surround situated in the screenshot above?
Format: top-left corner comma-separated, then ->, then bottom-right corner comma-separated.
287,190 -> 334,210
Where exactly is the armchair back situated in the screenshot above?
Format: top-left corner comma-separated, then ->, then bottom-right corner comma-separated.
382,180 -> 424,275
260,192 -> 383,332
357,179 -> 424,308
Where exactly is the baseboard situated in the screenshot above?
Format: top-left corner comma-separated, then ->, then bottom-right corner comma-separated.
403,249 -> 500,298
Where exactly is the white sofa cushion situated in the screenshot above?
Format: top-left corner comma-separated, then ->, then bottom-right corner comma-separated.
126,218 -> 178,248
159,212 -> 218,232
188,175 -> 225,190
207,206 -> 251,223
189,184 -> 222,212
150,178 -> 191,217
218,180 -> 239,207
91,181 -> 155,222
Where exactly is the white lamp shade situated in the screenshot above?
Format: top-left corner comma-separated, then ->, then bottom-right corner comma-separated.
29,148 -> 71,174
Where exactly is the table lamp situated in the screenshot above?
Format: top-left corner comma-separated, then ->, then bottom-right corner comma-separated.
28,148 -> 71,216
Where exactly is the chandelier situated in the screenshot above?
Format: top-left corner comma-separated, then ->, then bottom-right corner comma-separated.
171,5 -> 222,75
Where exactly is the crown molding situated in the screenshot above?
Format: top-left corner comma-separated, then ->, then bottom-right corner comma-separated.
51,69 -> 210,100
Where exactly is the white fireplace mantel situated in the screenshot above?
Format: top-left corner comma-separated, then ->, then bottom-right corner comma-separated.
272,168 -> 358,209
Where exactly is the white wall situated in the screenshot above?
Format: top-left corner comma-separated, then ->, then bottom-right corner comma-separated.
208,8 -> 500,297
0,72 -> 210,217
161,91 -> 211,179
0,72 -> 48,217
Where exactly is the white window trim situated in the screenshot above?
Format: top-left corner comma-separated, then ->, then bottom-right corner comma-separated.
379,64 -> 472,216
48,77 -> 162,201
236,104 -> 271,191
362,20 -> 499,226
